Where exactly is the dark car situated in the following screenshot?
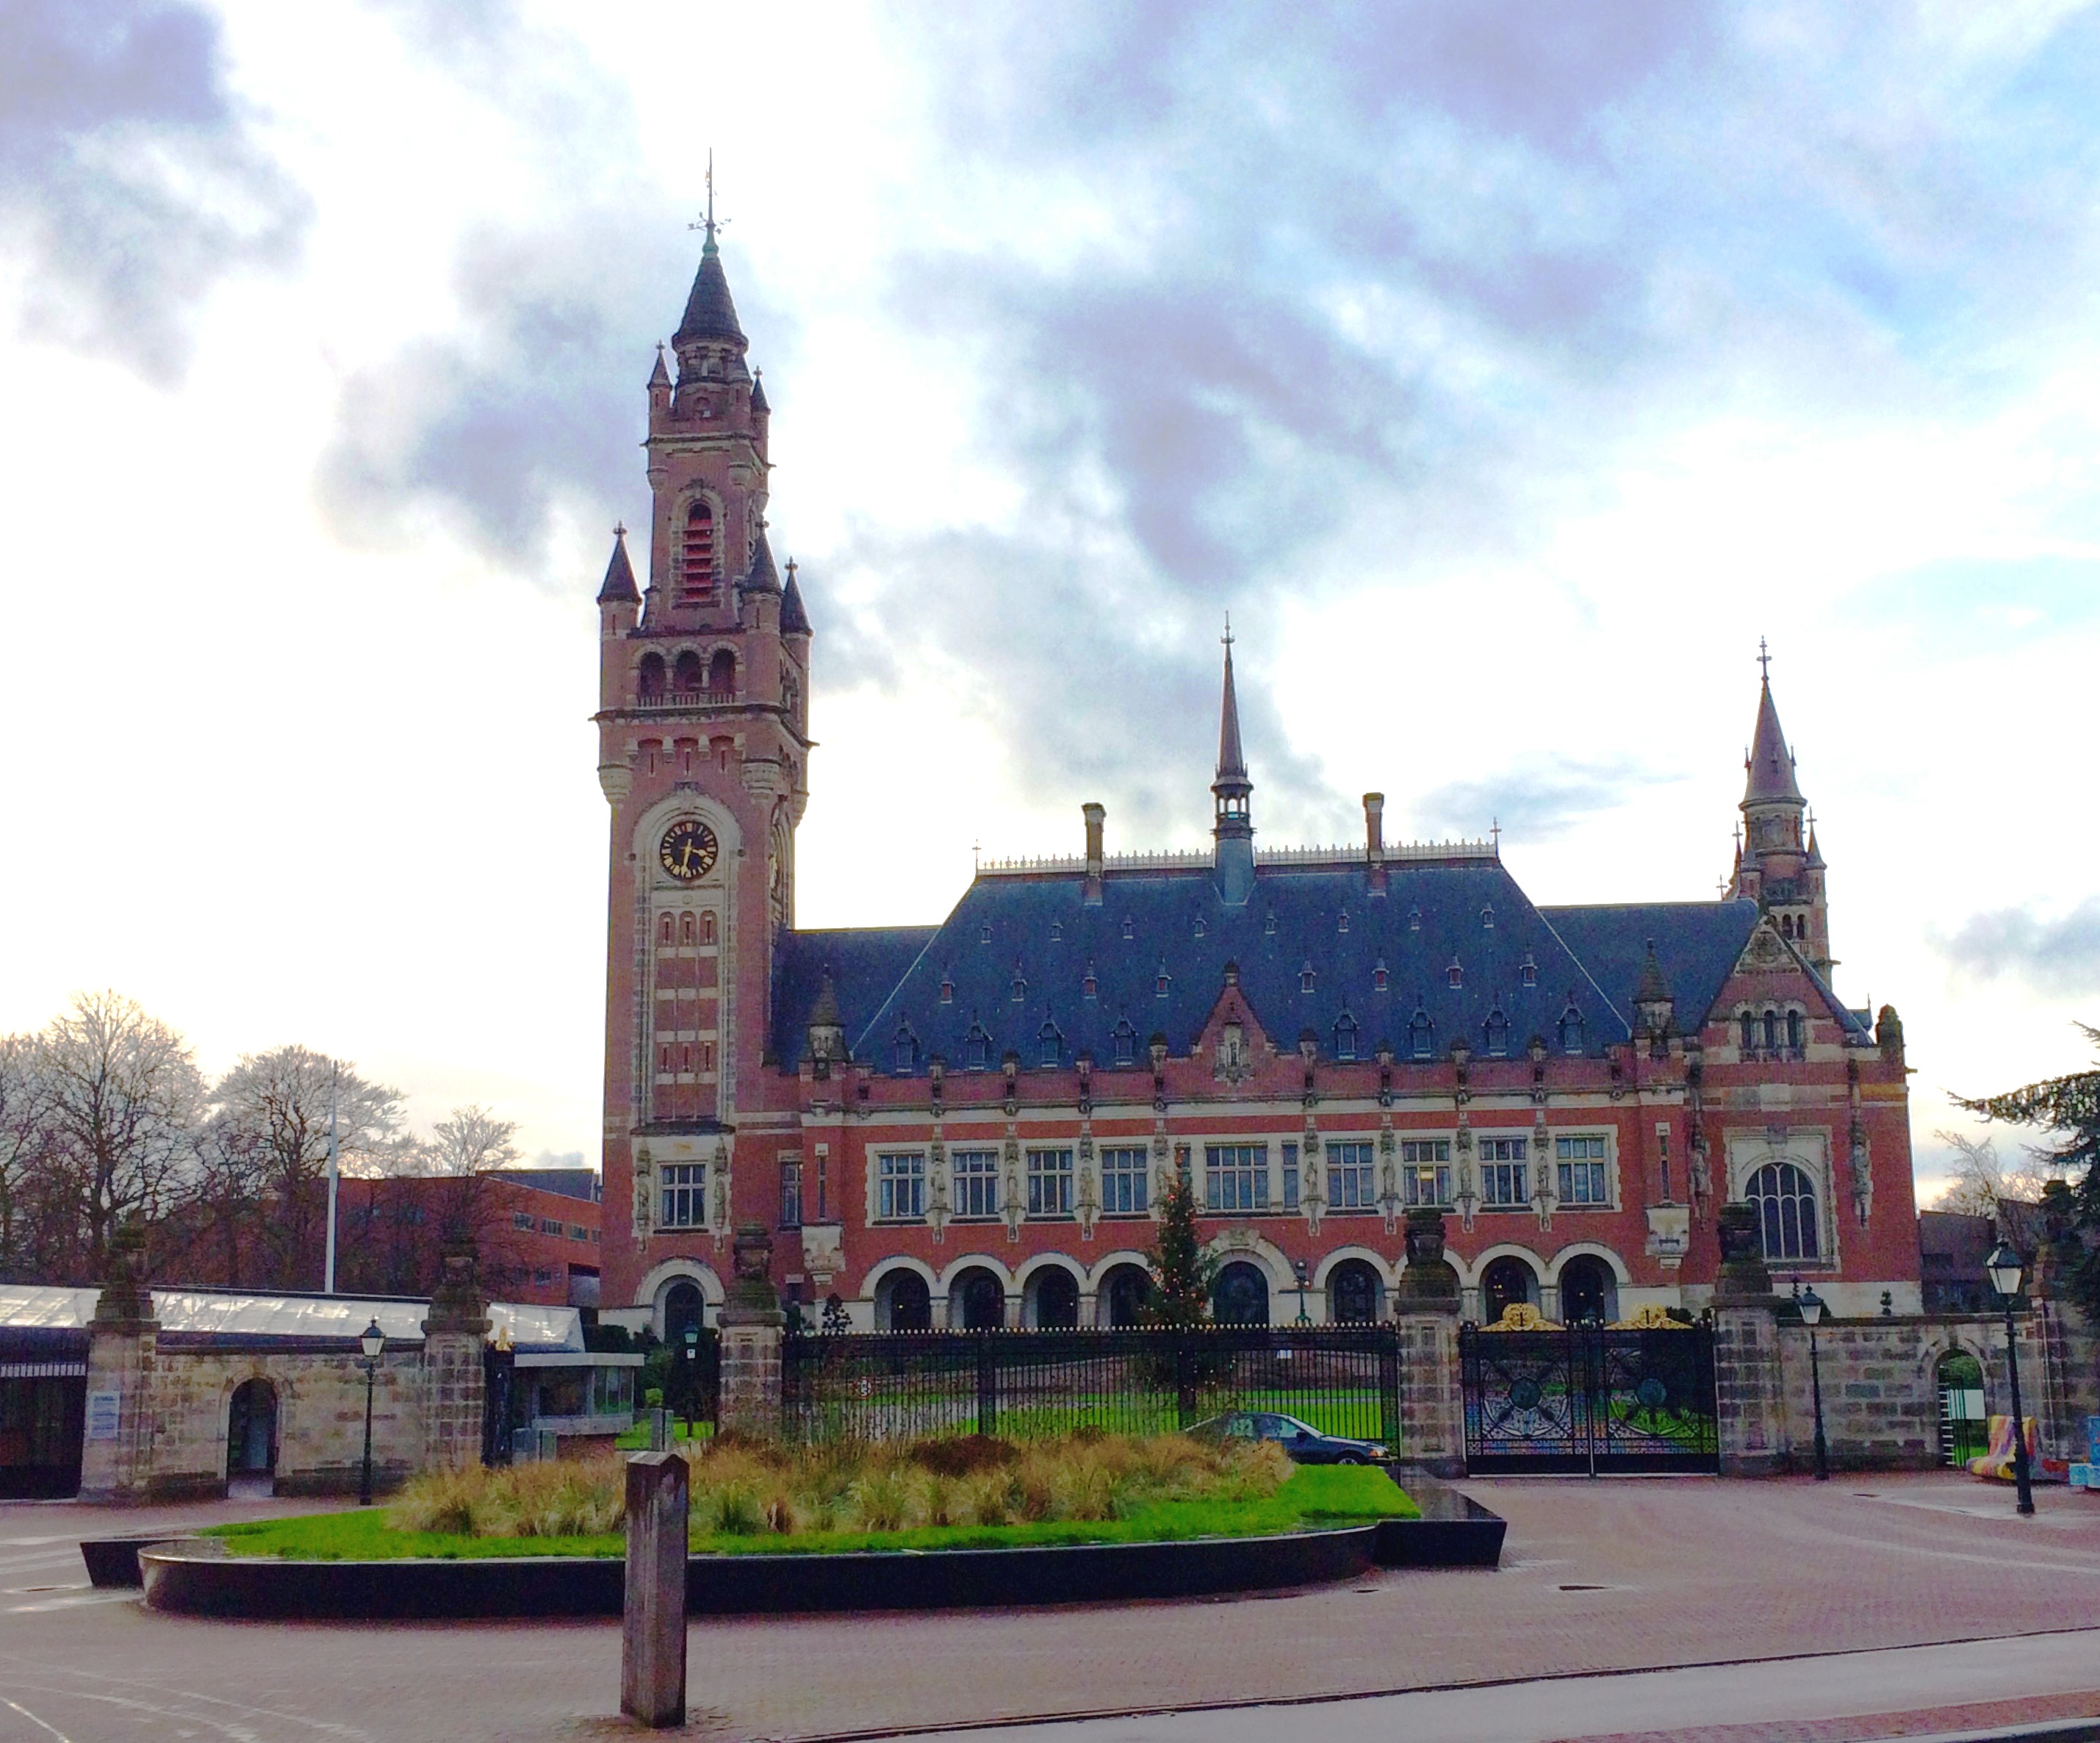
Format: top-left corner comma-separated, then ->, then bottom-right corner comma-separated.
1190,1409 -> 1386,1465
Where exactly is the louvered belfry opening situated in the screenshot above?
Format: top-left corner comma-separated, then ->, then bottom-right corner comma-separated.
680,501 -> 716,605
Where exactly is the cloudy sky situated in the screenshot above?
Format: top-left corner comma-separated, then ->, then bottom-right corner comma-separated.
3,1 -> 2098,1195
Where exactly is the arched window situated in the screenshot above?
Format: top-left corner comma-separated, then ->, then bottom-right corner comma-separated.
1037,1018 -> 1062,1069
1328,1259 -> 1381,1324
1373,960 -> 1389,992
1333,1012 -> 1359,1061
1409,1007 -> 1435,1060
681,502 -> 716,604
658,913 -> 675,946
1520,955 -> 1538,988
1740,1010 -> 1756,1052
708,649 -> 736,696
1483,1005 -> 1510,1057
1448,960 -> 1464,988
699,911 -> 717,944
1763,1008 -> 1780,1051
678,912 -> 695,945
964,1024 -> 992,1071
1558,1003 -> 1584,1055
893,1024 -> 918,1075
638,653 -> 666,700
1112,1018 -> 1138,1067
1747,1160 -> 1820,1262
1301,963 -> 1316,993
1786,1009 -> 1802,1051
674,650 -> 704,694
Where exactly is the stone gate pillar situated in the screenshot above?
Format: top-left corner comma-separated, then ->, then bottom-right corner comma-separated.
1393,1209 -> 1466,1478
79,1220 -> 158,1504
420,1234 -> 489,1472
719,1222 -> 785,1437
1711,1201 -> 1786,1476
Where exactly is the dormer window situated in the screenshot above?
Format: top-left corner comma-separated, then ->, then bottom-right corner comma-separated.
1373,959 -> 1389,992
1409,908 -> 1423,932
1333,1012 -> 1359,1061
1082,964 -> 1098,999
1264,912 -> 1278,935
1193,916 -> 1206,939
893,1024 -> 919,1075
1038,1018 -> 1063,1068
1448,959 -> 1464,988
1337,910 -> 1350,934
1481,906 -> 1495,930
1154,961 -> 1171,998
964,1024 -> 992,1071
1558,1004 -> 1585,1055
1050,921 -> 1063,943
1011,964 -> 1027,1003
1484,1005 -> 1511,1057
1122,917 -> 1135,941
1113,1018 -> 1138,1067
979,921 -> 993,944
1520,954 -> 1537,988
680,501 -> 716,605
939,977 -> 954,1005
1409,1007 -> 1435,1060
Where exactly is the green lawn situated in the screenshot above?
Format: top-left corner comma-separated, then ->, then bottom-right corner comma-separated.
202,1465 -> 1416,1562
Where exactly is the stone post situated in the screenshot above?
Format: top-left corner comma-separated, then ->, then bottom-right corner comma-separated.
420,1234 -> 489,1472
621,1450 -> 688,1728
1711,1201 -> 1786,1476
79,1220 -> 158,1504
718,1222 -> 785,1438
1393,1209 -> 1466,1478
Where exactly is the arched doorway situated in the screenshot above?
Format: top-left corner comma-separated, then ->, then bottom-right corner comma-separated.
950,1267 -> 1005,1331
1480,1256 -> 1539,1325
226,1379 -> 277,1481
1558,1256 -> 1619,1326
1212,1261 -> 1270,1326
1101,1263 -> 1151,1326
1328,1259 -> 1382,1324
663,1279 -> 705,1345
877,1269 -> 932,1331
1029,1267 -> 1080,1329
1937,1348 -> 1987,1467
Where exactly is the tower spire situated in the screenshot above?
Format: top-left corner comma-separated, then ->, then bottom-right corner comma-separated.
1211,617 -> 1254,905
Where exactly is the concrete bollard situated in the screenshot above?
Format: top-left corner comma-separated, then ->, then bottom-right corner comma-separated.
621,1451 -> 688,1728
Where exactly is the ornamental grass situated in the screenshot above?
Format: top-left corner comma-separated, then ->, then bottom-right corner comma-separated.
386,1431 -> 1290,1541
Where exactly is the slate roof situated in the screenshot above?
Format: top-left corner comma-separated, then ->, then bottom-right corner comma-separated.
596,528 -> 639,605
495,1168 -> 602,1204
674,240 -> 746,349
742,528 -> 780,595
780,561 -> 811,635
1745,680 -> 1803,802
771,925 -> 942,1063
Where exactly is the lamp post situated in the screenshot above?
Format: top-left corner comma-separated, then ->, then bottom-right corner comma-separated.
357,1317 -> 384,1506
1292,1258 -> 1312,1326
681,1322 -> 700,1442
1985,1241 -> 2036,1517
1794,1282 -> 1829,1481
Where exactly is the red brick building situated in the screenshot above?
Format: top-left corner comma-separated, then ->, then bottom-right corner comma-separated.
594,229 -> 1921,1339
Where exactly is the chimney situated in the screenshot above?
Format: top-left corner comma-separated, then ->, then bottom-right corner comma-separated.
1082,802 -> 1105,907
1364,792 -> 1387,896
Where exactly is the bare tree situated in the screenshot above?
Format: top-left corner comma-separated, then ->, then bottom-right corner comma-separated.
0,1032 -> 50,1280
1932,1129 -> 2053,1219
428,1106 -> 521,1177
32,991 -> 204,1282
208,1046 -> 404,1289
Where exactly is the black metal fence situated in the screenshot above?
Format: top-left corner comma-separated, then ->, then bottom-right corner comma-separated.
781,1326 -> 1400,1448
1459,1323 -> 1719,1475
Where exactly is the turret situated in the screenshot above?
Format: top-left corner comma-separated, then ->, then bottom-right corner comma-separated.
1211,622 -> 1254,905
1726,644 -> 1833,980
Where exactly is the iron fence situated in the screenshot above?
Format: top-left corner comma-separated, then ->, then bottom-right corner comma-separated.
781,1326 -> 1400,1447
1459,1323 -> 1719,1474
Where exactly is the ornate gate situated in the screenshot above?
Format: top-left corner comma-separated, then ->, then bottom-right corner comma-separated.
1460,1315 -> 1719,1475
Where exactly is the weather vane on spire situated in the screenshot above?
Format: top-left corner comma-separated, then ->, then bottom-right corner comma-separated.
1758,636 -> 1771,683
689,148 -> 728,245
1222,611 -> 1234,651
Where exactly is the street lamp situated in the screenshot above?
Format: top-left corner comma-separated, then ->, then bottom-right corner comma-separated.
681,1322 -> 700,1441
1985,1241 -> 2036,1517
1794,1283 -> 1829,1481
1292,1258 -> 1312,1327
357,1318 -> 384,1507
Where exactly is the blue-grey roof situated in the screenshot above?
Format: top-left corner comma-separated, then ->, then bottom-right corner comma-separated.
775,860 -> 1643,1074
495,1168 -> 602,1204
1539,901 -> 1758,1035
772,925 -> 941,1063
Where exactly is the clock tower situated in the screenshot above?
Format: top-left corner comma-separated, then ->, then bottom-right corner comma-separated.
595,210 -> 813,1318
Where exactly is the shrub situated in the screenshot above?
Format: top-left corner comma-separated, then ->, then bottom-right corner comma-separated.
909,1434 -> 1018,1477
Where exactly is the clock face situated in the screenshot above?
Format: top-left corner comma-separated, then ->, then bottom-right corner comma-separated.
659,820 -> 719,883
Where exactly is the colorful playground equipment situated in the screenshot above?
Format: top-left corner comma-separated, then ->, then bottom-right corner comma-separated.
2068,1415 -> 2100,1493
1966,1415 -> 2038,1483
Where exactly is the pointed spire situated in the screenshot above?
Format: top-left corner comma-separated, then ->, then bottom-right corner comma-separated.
647,343 -> 671,389
596,523 -> 639,605
1744,647 -> 1804,803
1210,616 -> 1254,905
750,367 -> 769,414
1805,819 -> 1825,869
674,159 -> 745,351
1215,613 -> 1248,781
780,556 -> 811,636
741,526 -> 780,595
1633,938 -> 1673,1007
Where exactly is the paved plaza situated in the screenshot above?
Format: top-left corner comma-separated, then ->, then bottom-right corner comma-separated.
0,1473 -> 2096,1742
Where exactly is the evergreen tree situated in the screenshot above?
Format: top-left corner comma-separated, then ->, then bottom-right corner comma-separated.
1957,1022 -> 2100,1321
1144,1167 -> 1212,1327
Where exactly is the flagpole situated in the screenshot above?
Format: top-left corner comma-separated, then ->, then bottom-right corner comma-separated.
325,1064 -> 340,1295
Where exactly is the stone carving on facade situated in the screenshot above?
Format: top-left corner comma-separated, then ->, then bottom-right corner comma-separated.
633,1146 -> 654,1237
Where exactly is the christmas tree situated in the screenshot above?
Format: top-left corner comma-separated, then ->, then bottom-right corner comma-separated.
1144,1166 -> 1212,1327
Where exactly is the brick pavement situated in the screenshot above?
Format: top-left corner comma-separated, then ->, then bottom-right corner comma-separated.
0,1472 -> 2093,1742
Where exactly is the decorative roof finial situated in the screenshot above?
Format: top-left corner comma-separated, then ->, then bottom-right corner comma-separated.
688,148 -> 730,252
1222,610 -> 1234,652
1758,636 -> 1772,685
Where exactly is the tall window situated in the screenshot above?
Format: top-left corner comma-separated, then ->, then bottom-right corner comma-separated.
877,1151 -> 925,1221
708,649 -> 736,695
660,1163 -> 707,1229
1763,1009 -> 1780,1051
675,650 -> 705,693
1484,1007 -> 1510,1057
1037,1020 -> 1062,1068
1402,1138 -> 1452,1206
1555,1135 -> 1608,1205
1748,1160 -> 1819,1261
1328,1140 -> 1376,1211
780,1160 -> 803,1229
1558,1005 -> 1585,1054
680,501 -> 716,604
1204,1143 -> 1268,1213
893,1025 -> 918,1074
1112,1019 -> 1137,1067
1280,1141 -> 1300,1212
1333,1013 -> 1359,1060
1786,1009 -> 1803,1051
1100,1146 -> 1149,1215
964,1024 -> 992,1071
952,1148 -> 999,1220
1027,1148 -> 1074,1218
1740,1010 -> 1756,1052
1479,1138 -> 1528,1207
1409,1009 -> 1435,1059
